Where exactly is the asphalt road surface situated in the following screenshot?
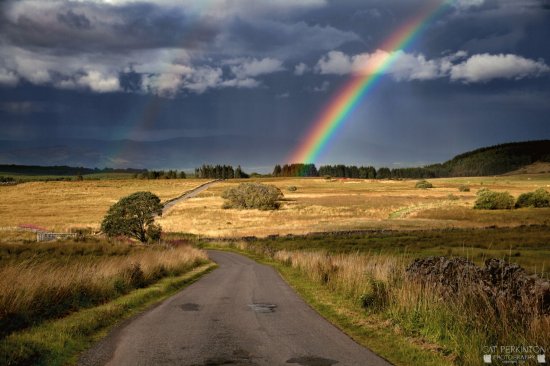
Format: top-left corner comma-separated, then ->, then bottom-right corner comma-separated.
79,251 -> 392,366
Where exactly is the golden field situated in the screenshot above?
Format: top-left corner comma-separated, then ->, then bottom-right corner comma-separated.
1,175 -> 549,236
0,179 -> 208,232
158,174 -> 550,237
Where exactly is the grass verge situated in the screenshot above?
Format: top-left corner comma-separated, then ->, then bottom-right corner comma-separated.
204,245 -> 451,366
0,263 -> 216,366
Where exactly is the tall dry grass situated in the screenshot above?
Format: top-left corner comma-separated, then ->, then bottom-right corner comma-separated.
228,242 -> 549,365
0,242 -> 207,338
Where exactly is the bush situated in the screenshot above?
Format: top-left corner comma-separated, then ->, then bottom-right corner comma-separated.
515,188 -> 550,208
458,184 -> 470,192
222,182 -> 283,210
474,189 -> 514,210
287,186 -> 297,192
415,180 -> 433,189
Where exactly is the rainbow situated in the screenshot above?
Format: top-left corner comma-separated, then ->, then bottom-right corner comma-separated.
288,0 -> 451,164
101,1 -> 215,169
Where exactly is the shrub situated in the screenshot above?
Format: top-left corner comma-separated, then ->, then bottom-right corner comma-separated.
515,188 -> 550,208
222,182 -> 283,210
415,180 -> 433,189
447,194 -> 459,201
458,184 -> 470,192
287,186 -> 297,192
474,189 -> 514,210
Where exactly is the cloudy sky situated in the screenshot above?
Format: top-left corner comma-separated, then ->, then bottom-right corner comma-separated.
0,0 -> 549,171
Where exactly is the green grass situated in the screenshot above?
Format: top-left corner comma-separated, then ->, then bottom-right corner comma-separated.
203,225 -> 550,276
276,265 -> 454,366
0,263 -> 216,366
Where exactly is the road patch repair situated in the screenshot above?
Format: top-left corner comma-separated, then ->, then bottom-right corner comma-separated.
248,303 -> 277,313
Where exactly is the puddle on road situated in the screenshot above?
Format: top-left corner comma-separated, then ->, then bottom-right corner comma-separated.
248,303 -> 277,313
180,303 -> 200,311
201,358 -> 236,365
286,356 -> 339,366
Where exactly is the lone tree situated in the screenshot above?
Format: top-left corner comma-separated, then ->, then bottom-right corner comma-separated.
101,191 -> 163,242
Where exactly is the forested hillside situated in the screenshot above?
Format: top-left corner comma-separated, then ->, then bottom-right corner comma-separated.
275,140 -> 550,179
388,140 -> 550,178
439,140 -> 550,176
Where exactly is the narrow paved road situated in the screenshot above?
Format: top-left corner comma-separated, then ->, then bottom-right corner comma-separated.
79,251 -> 392,366
162,180 -> 219,215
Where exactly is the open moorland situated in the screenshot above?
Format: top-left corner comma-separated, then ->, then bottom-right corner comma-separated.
1,173 -> 549,238
1,172 -> 549,365
157,174 -> 550,237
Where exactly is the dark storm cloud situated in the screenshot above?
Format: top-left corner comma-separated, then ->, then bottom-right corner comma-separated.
0,0 -> 549,169
57,10 -> 92,30
217,17 -> 359,58
0,2 -> 219,53
421,0 -> 550,58
0,0 -> 360,95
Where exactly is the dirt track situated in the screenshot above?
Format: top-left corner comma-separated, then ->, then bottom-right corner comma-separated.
162,180 -> 219,215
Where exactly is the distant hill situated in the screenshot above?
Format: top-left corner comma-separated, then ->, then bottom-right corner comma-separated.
0,164 -> 145,176
392,140 -> 550,178
438,140 -> 550,176
503,162 -> 550,175
313,140 -> 550,179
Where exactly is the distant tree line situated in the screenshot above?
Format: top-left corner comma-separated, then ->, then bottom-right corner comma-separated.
194,164 -> 249,179
136,170 -> 187,179
318,165 -> 377,179
271,163 -> 404,179
0,164 -> 146,176
272,164 -> 318,177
